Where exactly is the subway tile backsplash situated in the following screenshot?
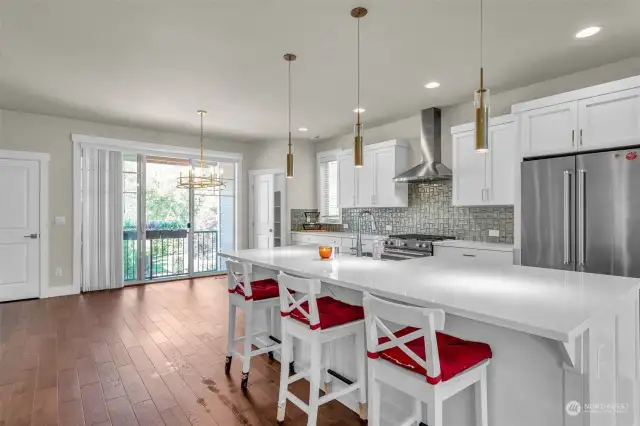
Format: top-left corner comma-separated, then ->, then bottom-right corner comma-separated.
292,182 -> 514,243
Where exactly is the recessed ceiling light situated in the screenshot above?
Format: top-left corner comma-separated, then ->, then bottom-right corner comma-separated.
424,81 -> 440,89
298,127 -> 308,132
575,26 -> 601,39
353,108 -> 366,113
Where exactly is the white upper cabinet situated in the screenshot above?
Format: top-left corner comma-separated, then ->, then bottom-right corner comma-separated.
337,152 -> 356,208
452,130 -> 486,206
337,140 -> 409,209
519,102 -> 578,157
513,76 -> 640,158
451,115 -> 516,207
578,88 -> 640,151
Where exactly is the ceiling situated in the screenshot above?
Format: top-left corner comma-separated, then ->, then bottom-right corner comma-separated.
0,0 -> 639,142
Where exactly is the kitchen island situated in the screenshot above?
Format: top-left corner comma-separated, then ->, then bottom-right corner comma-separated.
221,245 -> 639,426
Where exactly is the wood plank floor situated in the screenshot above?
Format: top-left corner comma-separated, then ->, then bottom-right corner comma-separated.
0,277 -> 363,426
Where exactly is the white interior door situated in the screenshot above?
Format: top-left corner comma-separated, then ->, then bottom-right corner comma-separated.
0,159 -> 40,301
253,174 -> 274,249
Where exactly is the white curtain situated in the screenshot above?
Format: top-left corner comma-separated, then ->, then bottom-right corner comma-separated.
81,147 -> 124,292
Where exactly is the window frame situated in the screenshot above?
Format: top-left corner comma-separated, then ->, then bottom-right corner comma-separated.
316,149 -> 342,224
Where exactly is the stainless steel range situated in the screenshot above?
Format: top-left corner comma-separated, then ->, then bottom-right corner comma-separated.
382,234 -> 455,261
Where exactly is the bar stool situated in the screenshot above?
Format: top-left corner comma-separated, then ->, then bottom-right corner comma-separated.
276,272 -> 367,426
363,292 -> 492,426
225,260 -> 282,390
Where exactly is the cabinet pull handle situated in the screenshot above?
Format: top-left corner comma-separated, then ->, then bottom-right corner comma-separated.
572,130 -> 575,146
481,189 -> 485,201
462,254 -> 476,257
580,129 -> 583,146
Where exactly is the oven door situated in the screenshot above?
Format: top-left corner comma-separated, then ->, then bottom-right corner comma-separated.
381,249 -> 429,261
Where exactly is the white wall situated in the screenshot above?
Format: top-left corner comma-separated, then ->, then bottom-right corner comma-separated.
248,139 -> 317,210
315,55 -> 640,169
0,109 -> 254,290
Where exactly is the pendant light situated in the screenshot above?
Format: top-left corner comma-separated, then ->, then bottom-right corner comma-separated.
284,53 -> 297,179
351,7 -> 367,167
474,0 -> 490,152
177,110 -> 225,190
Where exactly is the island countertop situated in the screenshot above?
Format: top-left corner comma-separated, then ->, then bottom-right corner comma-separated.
221,245 -> 640,342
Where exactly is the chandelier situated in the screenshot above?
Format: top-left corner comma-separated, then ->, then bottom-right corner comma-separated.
177,110 -> 225,190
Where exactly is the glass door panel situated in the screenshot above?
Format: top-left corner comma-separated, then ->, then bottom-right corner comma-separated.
217,162 -> 236,272
145,156 -> 191,280
122,153 -> 139,282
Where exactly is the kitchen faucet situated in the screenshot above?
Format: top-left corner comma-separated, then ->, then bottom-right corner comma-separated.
356,210 -> 377,257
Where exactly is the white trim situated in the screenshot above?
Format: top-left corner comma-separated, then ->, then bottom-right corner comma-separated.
0,149 -> 50,300
317,149 -> 342,161
71,134 -> 243,162
511,74 -> 640,113
248,169 -> 288,249
450,114 -> 516,134
72,142 -> 82,295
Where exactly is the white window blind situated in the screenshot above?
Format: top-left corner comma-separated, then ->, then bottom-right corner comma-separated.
319,159 -> 339,221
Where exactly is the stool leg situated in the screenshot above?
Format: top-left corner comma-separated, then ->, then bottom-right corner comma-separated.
475,367 -> 488,426
268,307 -> 275,361
241,303 -> 253,390
367,366 -> 381,426
322,343 -> 331,393
277,324 -> 292,423
427,393 -> 443,426
355,329 -> 367,420
225,301 -> 236,375
307,337 -> 321,426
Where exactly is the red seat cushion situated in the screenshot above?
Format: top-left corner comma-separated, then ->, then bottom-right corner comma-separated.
232,278 -> 279,301
286,296 -> 364,330
373,326 -> 492,384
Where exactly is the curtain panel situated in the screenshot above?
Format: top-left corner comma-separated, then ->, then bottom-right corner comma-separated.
81,147 -> 124,291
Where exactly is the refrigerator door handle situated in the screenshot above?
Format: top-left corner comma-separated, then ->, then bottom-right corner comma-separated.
578,169 -> 586,266
563,170 -> 572,264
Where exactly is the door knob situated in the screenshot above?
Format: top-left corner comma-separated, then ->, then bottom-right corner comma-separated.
269,229 -> 274,232
24,234 -> 39,239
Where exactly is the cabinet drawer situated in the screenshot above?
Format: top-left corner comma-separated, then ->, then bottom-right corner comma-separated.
434,246 -> 513,265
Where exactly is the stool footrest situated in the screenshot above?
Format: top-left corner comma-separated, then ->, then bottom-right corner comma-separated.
318,382 -> 361,406
251,344 -> 281,357
287,370 -> 309,385
286,391 -> 309,414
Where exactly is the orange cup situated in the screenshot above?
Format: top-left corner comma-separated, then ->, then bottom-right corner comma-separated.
318,246 -> 333,260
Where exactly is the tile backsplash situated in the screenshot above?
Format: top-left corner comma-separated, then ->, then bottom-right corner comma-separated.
292,182 -> 514,243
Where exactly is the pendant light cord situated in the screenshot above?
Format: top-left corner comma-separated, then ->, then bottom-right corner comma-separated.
199,111 -> 204,169
288,59 -> 292,154
480,0 -> 484,88
357,16 -> 361,124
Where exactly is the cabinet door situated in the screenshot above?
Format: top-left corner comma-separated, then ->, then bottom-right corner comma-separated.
486,122 -> 516,205
356,150 -> 375,207
520,101 -> 578,157
338,153 -> 356,208
588,312 -> 616,426
578,88 -> 640,151
452,130 -> 486,206
372,148 -> 396,206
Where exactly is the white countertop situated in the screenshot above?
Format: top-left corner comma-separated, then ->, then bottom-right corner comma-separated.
221,246 -> 639,342
433,240 -> 514,252
290,230 -> 388,240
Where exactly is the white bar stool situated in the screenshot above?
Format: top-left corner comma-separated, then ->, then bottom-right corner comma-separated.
363,292 -> 492,426
276,272 -> 367,426
225,260 -> 282,390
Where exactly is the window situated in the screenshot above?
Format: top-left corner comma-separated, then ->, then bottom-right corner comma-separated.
318,155 -> 340,222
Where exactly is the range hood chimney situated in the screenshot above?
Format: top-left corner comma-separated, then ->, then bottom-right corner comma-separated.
393,107 -> 452,183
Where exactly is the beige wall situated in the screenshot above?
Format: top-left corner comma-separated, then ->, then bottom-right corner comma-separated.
0,109 -> 254,289
316,55 -> 640,168
248,139 -> 317,210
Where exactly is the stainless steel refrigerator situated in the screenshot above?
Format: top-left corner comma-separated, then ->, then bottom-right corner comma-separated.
521,147 -> 640,277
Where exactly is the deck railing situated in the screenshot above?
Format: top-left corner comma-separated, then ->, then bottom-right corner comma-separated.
123,230 -> 218,281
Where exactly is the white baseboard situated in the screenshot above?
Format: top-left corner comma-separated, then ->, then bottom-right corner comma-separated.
42,284 -> 78,298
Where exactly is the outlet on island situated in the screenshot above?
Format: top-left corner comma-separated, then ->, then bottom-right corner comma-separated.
488,230 -> 500,237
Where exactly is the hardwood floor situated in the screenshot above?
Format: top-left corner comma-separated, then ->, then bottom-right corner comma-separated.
0,277 -> 363,426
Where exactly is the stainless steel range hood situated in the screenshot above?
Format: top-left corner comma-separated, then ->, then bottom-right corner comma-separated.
393,107 -> 452,183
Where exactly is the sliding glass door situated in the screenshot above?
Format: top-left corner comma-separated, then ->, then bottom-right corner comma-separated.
122,153 -> 236,284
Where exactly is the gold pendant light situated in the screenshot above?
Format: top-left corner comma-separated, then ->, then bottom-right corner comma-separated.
177,110 -> 225,190
474,0 -> 490,153
352,7 -> 367,168
284,53 -> 297,179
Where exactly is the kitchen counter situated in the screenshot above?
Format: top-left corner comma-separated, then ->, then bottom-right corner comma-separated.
432,239 -> 514,252
221,245 -> 635,342
220,246 -> 639,426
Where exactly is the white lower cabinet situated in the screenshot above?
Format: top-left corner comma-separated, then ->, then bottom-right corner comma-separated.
434,245 -> 513,266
